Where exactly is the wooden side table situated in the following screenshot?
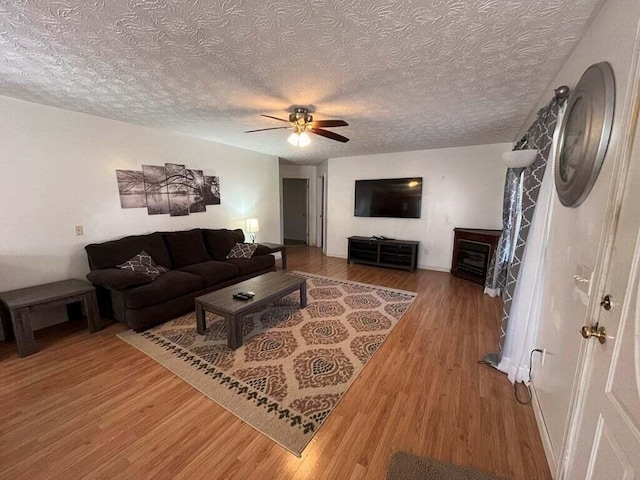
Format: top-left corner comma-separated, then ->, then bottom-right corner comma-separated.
0,279 -> 101,357
259,242 -> 287,269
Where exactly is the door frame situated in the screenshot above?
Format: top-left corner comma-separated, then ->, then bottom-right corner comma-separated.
554,25 -> 640,479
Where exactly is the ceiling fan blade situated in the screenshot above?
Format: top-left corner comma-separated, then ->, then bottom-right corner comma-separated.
261,114 -> 290,123
244,127 -> 290,133
311,128 -> 350,143
309,120 -> 349,128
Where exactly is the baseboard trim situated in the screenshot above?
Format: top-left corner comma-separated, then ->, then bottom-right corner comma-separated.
531,383 -> 558,479
418,265 -> 449,272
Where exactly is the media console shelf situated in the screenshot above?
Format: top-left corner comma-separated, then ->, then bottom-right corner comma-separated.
347,236 -> 419,272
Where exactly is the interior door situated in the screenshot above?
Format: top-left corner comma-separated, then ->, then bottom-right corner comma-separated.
282,178 -> 308,244
533,29 -> 640,468
565,93 -> 640,480
317,176 -> 324,249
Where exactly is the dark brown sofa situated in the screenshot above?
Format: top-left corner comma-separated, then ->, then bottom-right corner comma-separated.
84,228 -> 275,331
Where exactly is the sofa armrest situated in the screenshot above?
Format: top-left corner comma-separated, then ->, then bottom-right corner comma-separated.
87,269 -> 153,290
254,244 -> 273,256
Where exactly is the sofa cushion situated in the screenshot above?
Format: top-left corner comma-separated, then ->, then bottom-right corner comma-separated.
85,232 -> 171,270
202,229 -> 245,261
226,254 -> 275,276
87,269 -> 153,290
125,270 -> 204,309
179,261 -> 240,287
116,251 -> 169,279
163,230 -> 211,268
226,242 -> 257,259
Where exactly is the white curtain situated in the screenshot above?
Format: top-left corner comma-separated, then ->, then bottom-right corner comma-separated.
497,131 -> 558,383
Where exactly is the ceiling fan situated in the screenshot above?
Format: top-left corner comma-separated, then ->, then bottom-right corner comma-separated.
245,107 -> 349,146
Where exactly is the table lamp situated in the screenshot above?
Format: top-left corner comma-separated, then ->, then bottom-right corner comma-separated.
246,218 -> 259,243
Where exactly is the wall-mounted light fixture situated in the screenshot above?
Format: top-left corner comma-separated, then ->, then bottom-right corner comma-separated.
502,149 -> 538,176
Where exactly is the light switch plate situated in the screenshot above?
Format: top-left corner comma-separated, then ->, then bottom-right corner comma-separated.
75,225 -> 84,236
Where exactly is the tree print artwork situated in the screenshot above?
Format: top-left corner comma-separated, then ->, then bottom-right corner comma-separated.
116,164 -> 220,216
116,170 -> 147,208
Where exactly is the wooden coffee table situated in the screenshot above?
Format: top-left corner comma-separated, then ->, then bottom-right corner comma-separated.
195,271 -> 307,349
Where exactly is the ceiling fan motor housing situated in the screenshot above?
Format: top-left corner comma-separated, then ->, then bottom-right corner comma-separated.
289,107 -> 312,124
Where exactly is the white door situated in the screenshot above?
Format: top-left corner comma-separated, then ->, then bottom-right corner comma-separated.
534,20 -> 640,470
564,91 -> 640,479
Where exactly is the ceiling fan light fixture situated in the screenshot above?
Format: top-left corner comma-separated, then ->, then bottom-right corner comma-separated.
288,131 -> 311,147
299,132 -> 311,147
250,108 -> 349,145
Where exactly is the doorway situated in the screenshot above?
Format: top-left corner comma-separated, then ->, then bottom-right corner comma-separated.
317,176 -> 325,249
282,178 -> 308,245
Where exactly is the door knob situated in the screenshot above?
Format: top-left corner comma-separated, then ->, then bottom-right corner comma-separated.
600,294 -> 612,310
580,324 -> 607,344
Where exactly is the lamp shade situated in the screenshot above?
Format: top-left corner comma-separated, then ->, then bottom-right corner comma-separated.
287,131 -> 311,147
246,218 -> 259,233
502,149 -> 538,169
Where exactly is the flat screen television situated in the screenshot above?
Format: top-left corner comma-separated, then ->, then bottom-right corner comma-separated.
354,177 -> 423,218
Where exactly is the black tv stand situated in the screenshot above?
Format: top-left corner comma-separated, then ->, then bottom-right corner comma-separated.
347,236 -> 419,272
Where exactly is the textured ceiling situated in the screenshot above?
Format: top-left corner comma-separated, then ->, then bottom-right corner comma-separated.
0,1 -> 601,164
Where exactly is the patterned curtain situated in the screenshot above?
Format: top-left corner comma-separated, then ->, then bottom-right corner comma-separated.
484,159 -> 523,297
485,95 -> 564,364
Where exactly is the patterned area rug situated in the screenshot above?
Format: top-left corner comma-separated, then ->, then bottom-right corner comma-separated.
118,271 -> 416,456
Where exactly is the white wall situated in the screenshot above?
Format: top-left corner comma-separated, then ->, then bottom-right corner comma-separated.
279,163 -> 317,246
526,0 -> 640,470
0,95 -> 280,337
325,143 -> 511,270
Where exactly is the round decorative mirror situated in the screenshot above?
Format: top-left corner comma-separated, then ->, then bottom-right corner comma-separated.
555,62 -> 615,208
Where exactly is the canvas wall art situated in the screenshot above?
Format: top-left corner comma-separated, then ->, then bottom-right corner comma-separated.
204,176 -> 221,205
165,163 -> 189,217
142,164 -> 170,215
187,169 -> 206,213
116,170 -> 147,208
116,164 -> 220,216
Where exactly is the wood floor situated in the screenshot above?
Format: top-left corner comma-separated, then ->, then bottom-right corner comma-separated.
0,248 -> 552,480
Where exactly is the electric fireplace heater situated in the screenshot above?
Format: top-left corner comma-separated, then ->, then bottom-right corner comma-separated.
450,228 -> 502,284
456,240 -> 491,277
